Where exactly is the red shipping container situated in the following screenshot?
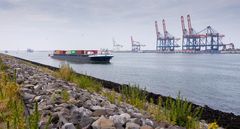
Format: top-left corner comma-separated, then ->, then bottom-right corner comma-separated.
76,50 -> 84,55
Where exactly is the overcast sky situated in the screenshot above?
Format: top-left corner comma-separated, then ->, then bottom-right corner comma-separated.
0,0 -> 239,50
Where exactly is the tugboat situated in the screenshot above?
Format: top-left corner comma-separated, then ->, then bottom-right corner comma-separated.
50,50 -> 113,63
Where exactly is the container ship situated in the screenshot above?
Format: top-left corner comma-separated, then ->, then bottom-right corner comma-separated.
50,50 -> 113,63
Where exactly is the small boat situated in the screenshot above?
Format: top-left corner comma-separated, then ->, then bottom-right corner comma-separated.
50,50 -> 113,63
27,48 -> 34,53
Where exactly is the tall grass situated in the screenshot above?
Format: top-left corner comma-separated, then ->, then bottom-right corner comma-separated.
119,84 -> 202,129
120,85 -> 147,109
164,93 -> 203,129
56,64 -> 74,81
0,64 -> 25,128
0,57 -> 42,129
208,122 -> 219,129
102,90 -> 121,104
55,64 -> 102,93
60,89 -> 70,102
27,101 -> 40,129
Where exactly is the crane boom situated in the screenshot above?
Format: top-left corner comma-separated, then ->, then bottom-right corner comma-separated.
155,21 -> 160,39
181,16 -> 187,36
187,14 -> 193,35
162,19 -> 167,38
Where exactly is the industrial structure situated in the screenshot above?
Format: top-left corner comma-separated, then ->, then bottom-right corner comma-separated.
153,15 -> 235,53
131,36 -> 145,52
112,38 -> 123,51
181,15 -> 233,51
155,20 -> 180,52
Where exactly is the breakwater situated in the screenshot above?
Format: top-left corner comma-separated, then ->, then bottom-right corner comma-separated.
7,51 -> 240,116
0,54 -> 187,129
1,54 -> 240,129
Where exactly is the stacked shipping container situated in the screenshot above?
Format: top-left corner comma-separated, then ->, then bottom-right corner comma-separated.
54,50 -> 99,55
54,50 -> 66,54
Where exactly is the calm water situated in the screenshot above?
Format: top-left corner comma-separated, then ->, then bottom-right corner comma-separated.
5,51 -> 240,115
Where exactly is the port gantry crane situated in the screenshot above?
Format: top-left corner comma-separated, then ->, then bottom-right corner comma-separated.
198,26 -> 225,51
131,36 -> 146,52
155,19 -> 180,52
181,15 -> 206,51
112,38 -> 123,51
181,15 -> 227,51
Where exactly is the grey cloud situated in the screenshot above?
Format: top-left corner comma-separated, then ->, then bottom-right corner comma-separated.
0,0 -> 239,50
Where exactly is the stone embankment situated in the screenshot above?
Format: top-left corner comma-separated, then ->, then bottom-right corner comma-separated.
1,55 -> 188,129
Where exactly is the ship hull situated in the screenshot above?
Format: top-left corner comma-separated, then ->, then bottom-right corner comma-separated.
51,54 -> 113,63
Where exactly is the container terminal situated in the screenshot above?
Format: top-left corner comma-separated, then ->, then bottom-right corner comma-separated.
113,15 -> 239,54
155,15 -> 237,54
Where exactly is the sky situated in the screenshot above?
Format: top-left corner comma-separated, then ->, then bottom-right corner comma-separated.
0,0 -> 240,50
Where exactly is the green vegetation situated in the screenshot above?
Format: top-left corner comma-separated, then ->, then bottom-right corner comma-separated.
55,64 -> 102,93
103,90 -> 116,104
60,89 -> 70,102
0,59 -> 8,71
208,122 -> 219,129
164,93 -> 203,129
0,59 -> 25,128
0,57 -> 43,129
120,85 -> 147,109
56,64 -> 75,81
27,101 -> 40,129
147,97 -> 167,122
72,74 -> 102,93
102,84 -> 202,129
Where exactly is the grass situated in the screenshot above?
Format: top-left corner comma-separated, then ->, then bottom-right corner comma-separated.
27,101 -> 40,129
120,85 -> 147,109
208,122 -> 219,129
118,83 -> 202,129
60,89 -> 70,102
163,93 -> 203,129
101,83 -> 203,129
72,74 -> 102,93
56,64 -> 75,81
102,89 -> 123,105
55,64 -> 102,93
0,57 -> 48,129
102,90 -> 116,104
0,60 -> 25,129
147,97 -> 167,122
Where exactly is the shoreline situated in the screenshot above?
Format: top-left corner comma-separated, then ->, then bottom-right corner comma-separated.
8,54 -> 240,128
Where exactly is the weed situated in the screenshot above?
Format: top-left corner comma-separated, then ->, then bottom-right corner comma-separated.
60,89 -> 70,102
56,64 -> 102,93
208,122 -> 219,129
28,101 -> 40,129
164,92 -> 202,129
103,90 -> 116,104
0,57 -> 43,129
0,64 -> 25,129
120,85 -> 147,109
116,94 -> 123,105
72,75 -> 102,93
44,115 -> 52,129
0,58 -> 9,71
57,64 -> 74,81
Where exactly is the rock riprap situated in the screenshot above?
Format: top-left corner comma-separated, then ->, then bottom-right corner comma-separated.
1,56 -> 198,129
